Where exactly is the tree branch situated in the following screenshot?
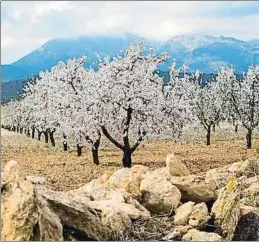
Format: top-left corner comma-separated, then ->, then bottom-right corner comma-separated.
131,130 -> 146,153
101,126 -> 124,150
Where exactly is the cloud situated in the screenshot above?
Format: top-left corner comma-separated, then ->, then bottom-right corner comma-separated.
1,1 -> 259,64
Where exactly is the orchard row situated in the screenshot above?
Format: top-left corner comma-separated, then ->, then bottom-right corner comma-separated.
2,41 -> 259,167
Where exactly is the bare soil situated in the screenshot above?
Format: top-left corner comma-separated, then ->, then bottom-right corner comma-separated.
1,128 -> 259,192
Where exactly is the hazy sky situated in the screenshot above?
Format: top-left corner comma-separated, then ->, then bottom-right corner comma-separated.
2,1 -> 259,64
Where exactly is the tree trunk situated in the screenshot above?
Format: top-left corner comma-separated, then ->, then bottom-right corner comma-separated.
122,147 -> 132,168
49,131 -> 55,147
246,128 -> 252,149
32,127 -> 35,139
77,144 -> 82,156
235,124 -> 238,133
101,106 -> 145,168
27,129 -> 30,137
20,127 -> 23,134
63,134 -> 68,151
92,148 -> 99,165
43,131 -> 49,143
206,125 -> 211,146
85,131 -> 101,165
38,131 -> 42,141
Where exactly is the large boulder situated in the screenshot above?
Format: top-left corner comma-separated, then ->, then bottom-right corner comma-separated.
182,229 -> 223,241
1,160 -> 19,190
101,207 -> 132,235
131,165 -> 150,175
236,157 -> 259,177
205,169 -> 229,192
36,186 -> 112,240
174,201 -> 195,225
232,211 -> 259,241
170,175 -> 216,202
205,161 -> 248,192
108,168 -> 143,198
68,183 -> 125,203
165,153 -> 190,176
140,174 -> 181,214
244,182 -> 259,197
227,161 -> 244,173
1,160 -> 113,241
150,167 -> 170,179
211,178 -> 241,240
87,199 -> 150,221
1,170 -> 39,241
35,192 -> 64,241
189,202 -> 210,229
241,175 -> 259,188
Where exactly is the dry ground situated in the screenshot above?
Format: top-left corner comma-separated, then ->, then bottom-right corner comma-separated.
1,126 -> 259,192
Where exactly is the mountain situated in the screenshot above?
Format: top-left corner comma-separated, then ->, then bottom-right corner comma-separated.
248,39 -> 259,46
1,65 -> 30,82
11,33 -> 161,74
2,34 -> 259,83
158,35 -> 257,72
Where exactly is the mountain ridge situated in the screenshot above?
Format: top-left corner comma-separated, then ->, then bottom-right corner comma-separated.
2,33 -> 259,82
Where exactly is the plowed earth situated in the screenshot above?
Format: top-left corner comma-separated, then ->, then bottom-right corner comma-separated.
1,126 -> 259,192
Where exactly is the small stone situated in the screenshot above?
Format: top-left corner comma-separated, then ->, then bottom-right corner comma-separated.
189,202 -> 210,229
174,201 -> 195,225
161,226 -> 191,241
182,229 -> 223,241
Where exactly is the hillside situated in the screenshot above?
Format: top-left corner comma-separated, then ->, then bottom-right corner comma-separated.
1,79 -> 26,103
1,65 -> 30,82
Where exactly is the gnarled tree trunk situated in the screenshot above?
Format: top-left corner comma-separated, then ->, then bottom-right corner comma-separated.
32,127 -> 35,139
246,128 -> 252,149
122,147 -> 131,168
37,130 -> 42,141
48,129 -> 56,147
206,125 -> 211,146
85,131 -> 101,165
77,144 -> 82,156
101,107 -> 146,168
43,131 -> 49,143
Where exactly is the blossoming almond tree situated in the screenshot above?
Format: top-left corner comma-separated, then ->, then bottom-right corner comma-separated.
189,73 -> 228,146
222,66 -> 259,148
162,62 -> 195,142
96,41 -> 174,167
50,57 -> 104,163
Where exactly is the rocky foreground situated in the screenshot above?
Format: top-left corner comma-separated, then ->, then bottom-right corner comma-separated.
1,154 -> 259,241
